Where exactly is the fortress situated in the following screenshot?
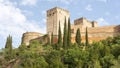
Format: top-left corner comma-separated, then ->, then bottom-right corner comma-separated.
22,7 -> 120,45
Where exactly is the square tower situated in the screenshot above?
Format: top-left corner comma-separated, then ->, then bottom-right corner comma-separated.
47,7 -> 70,35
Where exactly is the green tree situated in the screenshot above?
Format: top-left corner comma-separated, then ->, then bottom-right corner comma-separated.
112,35 -> 120,44
111,44 -> 120,58
47,34 -> 50,45
51,32 -> 54,45
67,18 -> 71,48
57,22 -> 62,50
85,27 -> 89,46
5,35 -> 13,60
100,54 -> 114,68
46,50 -> 64,68
63,17 -> 67,49
75,28 -> 81,46
64,48 -> 89,68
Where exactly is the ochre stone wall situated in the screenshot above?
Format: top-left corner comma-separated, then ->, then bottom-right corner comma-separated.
71,25 -> 120,43
22,32 -> 43,45
74,17 -> 98,28
22,25 -> 120,45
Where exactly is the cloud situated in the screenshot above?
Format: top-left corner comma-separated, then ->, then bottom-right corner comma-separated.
0,0 -> 45,48
20,0 -> 37,6
97,0 -> 108,3
47,0 -> 73,5
85,4 -> 93,11
96,18 -> 109,26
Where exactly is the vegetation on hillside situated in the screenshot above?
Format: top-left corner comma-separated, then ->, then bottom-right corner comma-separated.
0,19 -> 120,68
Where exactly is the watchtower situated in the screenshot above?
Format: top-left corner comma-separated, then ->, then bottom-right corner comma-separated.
46,7 -> 70,35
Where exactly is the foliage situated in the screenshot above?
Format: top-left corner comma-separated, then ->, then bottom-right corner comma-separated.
1,33 -> 120,68
75,28 -> 81,46
4,35 -> 13,60
51,32 -> 54,45
67,18 -> 71,48
85,27 -> 89,46
63,17 -> 67,49
57,22 -> 62,50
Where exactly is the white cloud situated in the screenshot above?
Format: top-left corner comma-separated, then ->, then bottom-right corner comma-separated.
47,0 -> 73,5
20,0 -> 37,6
97,0 -> 108,3
60,0 -> 72,5
0,0 -> 45,48
85,4 -> 93,11
96,18 -> 109,26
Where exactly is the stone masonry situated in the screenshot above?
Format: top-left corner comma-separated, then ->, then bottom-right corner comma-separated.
47,7 -> 70,35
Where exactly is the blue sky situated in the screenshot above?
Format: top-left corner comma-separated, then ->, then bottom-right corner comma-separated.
0,0 -> 120,49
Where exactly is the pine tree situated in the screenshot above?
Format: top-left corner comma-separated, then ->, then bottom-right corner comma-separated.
57,22 -> 62,49
5,35 -> 13,59
75,28 -> 81,46
67,18 -> 71,48
85,27 -> 89,46
51,32 -> 54,45
63,17 -> 67,49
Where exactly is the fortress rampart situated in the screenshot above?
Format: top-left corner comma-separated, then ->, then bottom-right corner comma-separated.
71,25 -> 120,43
22,32 -> 43,45
21,7 -> 120,45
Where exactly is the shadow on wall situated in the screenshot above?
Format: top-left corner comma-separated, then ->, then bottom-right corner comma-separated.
30,35 -> 58,45
30,34 -> 49,45
114,25 -> 120,36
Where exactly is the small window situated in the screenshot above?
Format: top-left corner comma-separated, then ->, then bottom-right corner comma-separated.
49,14 -> 51,16
53,12 -> 55,14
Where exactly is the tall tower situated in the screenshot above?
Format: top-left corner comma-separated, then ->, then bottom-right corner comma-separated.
47,7 -> 70,36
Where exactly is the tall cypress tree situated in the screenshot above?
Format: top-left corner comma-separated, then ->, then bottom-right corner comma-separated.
5,35 -> 12,52
5,37 -> 9,49
51,32 -> 54,45
85,27 -> 89,46
67,18 -> 71,48
57,22 -> 62,49
5,35 -> 13,59
75,28 -> 81,45
47,34 -> 50,45
63,17 -> 67,49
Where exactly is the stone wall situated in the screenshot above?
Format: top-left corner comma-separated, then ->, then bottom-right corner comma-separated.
22,25 -> 120,45
22,32 -> 43,45
74,17 -> 98,28
71,25 -> 120,43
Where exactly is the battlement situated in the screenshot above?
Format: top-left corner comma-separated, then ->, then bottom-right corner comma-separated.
47,7 -> 69,13
47,7 -> 70,17
74,17 -> 98,28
